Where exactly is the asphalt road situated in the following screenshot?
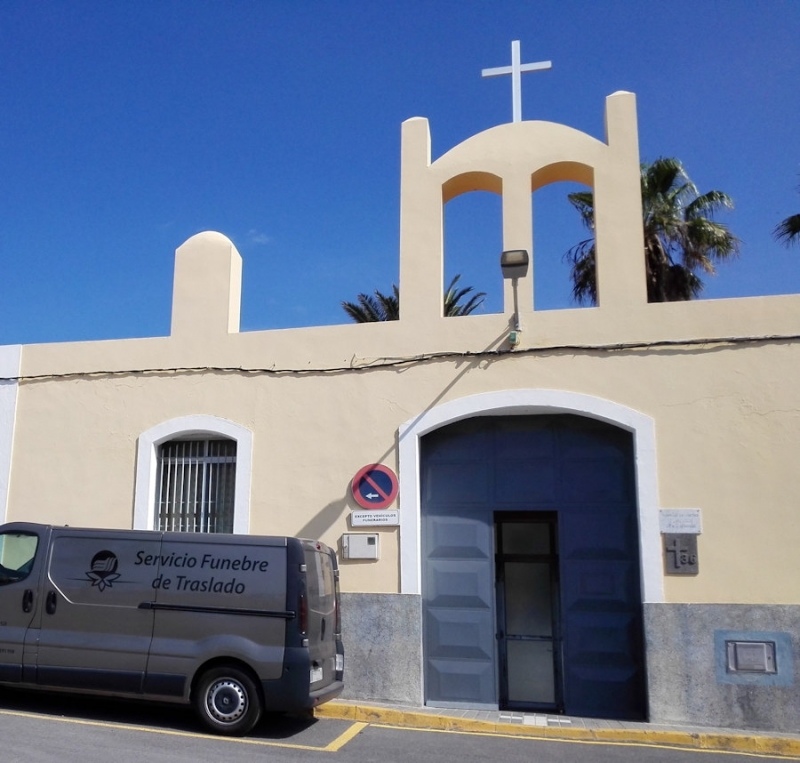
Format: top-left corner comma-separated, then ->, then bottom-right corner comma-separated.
0,689 -> 795,763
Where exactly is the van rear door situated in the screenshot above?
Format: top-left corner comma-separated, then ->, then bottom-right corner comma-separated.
302,541 -> 342,696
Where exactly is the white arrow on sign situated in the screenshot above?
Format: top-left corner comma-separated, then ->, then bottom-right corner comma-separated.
365,493 -> 380,499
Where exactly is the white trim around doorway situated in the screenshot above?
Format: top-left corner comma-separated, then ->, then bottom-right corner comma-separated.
397,389 -> 664,604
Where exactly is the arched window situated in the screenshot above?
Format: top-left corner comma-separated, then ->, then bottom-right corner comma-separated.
156,438 -> 237,533
134,416 -> 252,533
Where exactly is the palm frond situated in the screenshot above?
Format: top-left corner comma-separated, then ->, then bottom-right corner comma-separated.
685,190 -> 735,222
444,275 -> 486,317
343,275 -> 484,322
567,192 -> 595,231
341,287 -> 399,322
774,213 -> 800,246
564,238 -> 597,305
664,264 -> 703,301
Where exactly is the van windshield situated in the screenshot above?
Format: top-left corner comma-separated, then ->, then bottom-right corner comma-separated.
0,532 -> 38,585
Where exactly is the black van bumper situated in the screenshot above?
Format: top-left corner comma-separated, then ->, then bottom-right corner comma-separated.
308,679 -> 344,707
261,675 -> 344,712
260,642 -> 344,713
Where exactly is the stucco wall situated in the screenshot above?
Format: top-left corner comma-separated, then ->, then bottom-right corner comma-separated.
8,325 -> 800,603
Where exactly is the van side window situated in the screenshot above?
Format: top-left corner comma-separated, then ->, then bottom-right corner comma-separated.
0,532 -> 39,585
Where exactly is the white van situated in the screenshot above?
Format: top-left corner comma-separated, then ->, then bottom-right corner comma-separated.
0,522 -> 344,735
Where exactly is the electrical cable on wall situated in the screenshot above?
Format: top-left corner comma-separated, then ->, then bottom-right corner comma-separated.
2,333 -> 798,383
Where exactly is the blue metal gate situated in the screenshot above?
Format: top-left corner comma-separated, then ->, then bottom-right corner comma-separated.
420,414 -> 646,720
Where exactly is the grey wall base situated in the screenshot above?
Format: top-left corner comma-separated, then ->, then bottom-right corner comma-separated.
645,604 -> 798,733
340,596 -> 797,734
340,592 -> 422,705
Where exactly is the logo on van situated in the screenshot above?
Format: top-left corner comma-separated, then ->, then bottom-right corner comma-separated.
85,550 -> 121,592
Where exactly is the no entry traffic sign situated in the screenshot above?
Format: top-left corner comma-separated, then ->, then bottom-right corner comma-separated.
351,464 -> 398,509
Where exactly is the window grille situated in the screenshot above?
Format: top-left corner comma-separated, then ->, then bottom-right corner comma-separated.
156,439 -> 237,533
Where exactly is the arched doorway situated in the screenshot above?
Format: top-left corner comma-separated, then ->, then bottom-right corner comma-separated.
420,414 -> 647,720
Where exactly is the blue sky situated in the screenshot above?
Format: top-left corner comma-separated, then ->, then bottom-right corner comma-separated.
1,1 -> 799,345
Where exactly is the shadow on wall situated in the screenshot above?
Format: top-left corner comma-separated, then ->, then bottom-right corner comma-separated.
297,329 -> 511,544
295,496 -> 349,542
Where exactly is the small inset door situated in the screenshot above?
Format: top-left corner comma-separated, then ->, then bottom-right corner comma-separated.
495,513 -> 562,712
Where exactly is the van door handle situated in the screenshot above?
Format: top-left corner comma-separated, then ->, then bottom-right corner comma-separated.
22,589 -> 34,613
45,590 -> 57,615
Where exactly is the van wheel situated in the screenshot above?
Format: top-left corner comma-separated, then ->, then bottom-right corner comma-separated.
194,666 -> 262,736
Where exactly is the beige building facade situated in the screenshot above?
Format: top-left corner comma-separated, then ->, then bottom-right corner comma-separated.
1,92 -> 798,731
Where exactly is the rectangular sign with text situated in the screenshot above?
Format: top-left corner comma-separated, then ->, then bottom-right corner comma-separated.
351,510 -> 400,527
659,509 -> 702,534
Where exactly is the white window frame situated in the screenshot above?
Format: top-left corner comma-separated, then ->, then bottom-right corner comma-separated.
134,415 -> 252,533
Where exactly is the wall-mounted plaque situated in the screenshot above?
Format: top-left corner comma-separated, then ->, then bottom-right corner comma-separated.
659,509 -> 702,535
663,533 -> 699,575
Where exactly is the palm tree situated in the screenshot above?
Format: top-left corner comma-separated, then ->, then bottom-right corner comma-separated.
443,274 -> 487,316
565,157 -> 740,304
774,189 -> 800,247
343,275 -> 485,322
342,284 -> 400,322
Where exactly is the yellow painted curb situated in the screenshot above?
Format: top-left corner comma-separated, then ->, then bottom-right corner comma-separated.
315,702 -> 800,759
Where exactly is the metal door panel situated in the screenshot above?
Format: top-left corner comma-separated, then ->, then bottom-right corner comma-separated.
422,513 -> 495,706
496,459 -> 558,504
424,462 -> 492,505
560,513 -> 637,558
564,611 -> 645,719
561,559 -> 639,608
427,561 -> 494,609
428,515 -> 491,560
425,607 -> 496,661
427,657 -> 496,706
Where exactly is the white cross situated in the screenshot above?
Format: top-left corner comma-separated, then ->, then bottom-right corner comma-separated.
481,40 -> 552,122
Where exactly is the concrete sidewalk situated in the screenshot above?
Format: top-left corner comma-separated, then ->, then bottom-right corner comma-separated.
315,699 -> 800,758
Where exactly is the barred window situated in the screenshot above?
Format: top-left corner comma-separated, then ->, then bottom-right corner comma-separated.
156,439 -> 237,533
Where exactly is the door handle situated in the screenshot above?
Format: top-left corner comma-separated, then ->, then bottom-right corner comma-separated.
45,590 -> 57,615
22,589 -> 34,613
496,631 -> 504,641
